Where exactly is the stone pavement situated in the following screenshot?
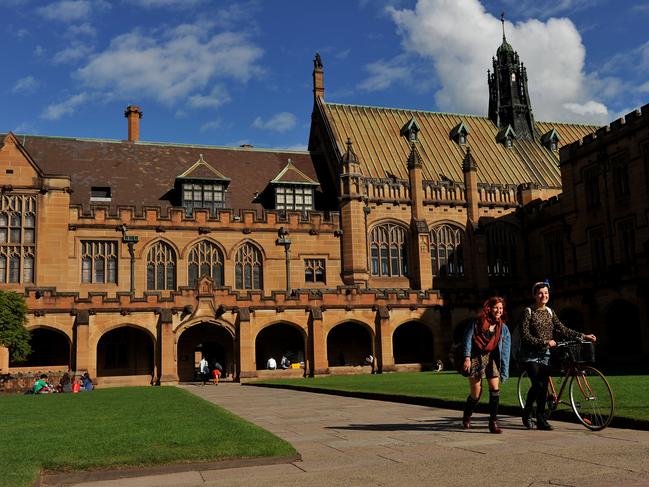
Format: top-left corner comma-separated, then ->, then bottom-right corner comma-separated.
63,383 -> 649,487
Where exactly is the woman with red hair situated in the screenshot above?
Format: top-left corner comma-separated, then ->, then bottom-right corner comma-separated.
461,297 -> 511,433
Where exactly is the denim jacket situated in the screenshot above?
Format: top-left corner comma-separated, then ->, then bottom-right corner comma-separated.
462,321 -> 511,382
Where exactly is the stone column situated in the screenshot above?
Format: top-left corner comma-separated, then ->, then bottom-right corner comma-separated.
74,310 -> 90,373
237,308 -> 256,379
0,346 -> 9,372
308,307 -> 328,376
376,306 -> 395,372
158,309 -> 178,384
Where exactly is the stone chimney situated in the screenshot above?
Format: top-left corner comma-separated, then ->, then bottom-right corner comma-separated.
312,53 -> 324,101
124,105 -> 142,142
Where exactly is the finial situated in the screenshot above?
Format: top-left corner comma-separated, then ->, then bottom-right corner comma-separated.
314,52 -> 323,69
501,12 -> 506,41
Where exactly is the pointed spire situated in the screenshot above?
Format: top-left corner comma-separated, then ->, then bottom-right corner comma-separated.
497,12 -> 513,54
342,137 -> 359,166
462,147 -> 477,172
407,141 -> 422,170
313,52 -> 324,100
501,12 -> 506,42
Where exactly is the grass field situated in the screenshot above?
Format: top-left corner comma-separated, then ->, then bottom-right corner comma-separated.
253,370 -> 649,422
0,387 -> 295,487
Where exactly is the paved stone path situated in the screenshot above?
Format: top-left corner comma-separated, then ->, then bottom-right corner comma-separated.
68,383 -> 649,487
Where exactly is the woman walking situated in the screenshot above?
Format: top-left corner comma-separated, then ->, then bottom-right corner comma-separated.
520,281 -> 596,430
461,296 -> 511,434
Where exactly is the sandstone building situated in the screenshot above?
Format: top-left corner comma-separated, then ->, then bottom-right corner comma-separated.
0,34 -> 645,384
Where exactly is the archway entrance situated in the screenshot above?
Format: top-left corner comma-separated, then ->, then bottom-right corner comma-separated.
255,323 -> 305,370
393,321 -> 434,364
177,322 -> 235,381
96,326 -> 154,377
9,327 -> 71,368
605,300 -> 641,357
327,322 -> 372,367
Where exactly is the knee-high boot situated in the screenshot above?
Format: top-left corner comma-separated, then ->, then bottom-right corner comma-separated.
488,390 -> 502,434
462,395 -> 479,429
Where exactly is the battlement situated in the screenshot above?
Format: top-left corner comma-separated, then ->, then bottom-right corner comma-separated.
561,102 -> 649,162
69,205 -> 341,233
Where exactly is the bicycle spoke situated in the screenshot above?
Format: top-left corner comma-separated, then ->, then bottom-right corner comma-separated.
570,366 -> 614,431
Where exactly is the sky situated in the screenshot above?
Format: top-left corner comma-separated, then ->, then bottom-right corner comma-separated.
1,0 -> 648,150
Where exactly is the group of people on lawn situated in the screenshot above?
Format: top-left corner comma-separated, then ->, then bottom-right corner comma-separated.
32,372 -> 94,394
461,281 -> 596,434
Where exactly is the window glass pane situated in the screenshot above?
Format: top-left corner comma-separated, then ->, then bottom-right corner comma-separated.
157,262 -> 165,290
0,229 -> 6,244
0,255 -> 6,283
380,247 -> 389,275
9,255 -> 20,282
24,229 -> 34,244
235,263 -> 243,289
95,257 -> 105,283
10,229 -> 20,243
167,263 -> 176,290
10,214 -> 21,227
0,213 -> 7,226
147,263 -> 155,289
23,256 -> 33,283
24,214 -> 35,227
244,265 -> 252,289
82,257 -> 92,283
189,263 -> 198,288
253,264 -> 261,289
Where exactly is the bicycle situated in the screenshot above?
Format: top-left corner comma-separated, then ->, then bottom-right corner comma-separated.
516,340 -> 615,431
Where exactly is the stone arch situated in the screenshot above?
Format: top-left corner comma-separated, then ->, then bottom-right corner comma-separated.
604,299 -> 641,356
138,237 -> 180,260
392,320 -> 434,364
326,321 -> 374,367
9,326 -> 71,368
176,321 -> 236,381
255,321 -> 306,370
96,325 -> 155,377
226,238 -> 267,261
232,240 -> 264,290
179,236 -> 226,260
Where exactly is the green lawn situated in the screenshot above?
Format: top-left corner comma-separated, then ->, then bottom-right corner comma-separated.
0,387 -> 295,487
252,370 -> 649,422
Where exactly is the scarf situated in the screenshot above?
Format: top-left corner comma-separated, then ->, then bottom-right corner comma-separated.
472,314 -> 502,352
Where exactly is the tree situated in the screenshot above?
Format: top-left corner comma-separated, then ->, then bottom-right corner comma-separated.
0,291 -> 31,362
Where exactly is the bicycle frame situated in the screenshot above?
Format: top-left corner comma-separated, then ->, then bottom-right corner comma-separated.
546,364 -> 576,411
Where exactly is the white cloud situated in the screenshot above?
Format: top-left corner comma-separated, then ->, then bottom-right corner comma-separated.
200,120 -> 223,132
188,85 -> 231,109
53,43 -> 93,64
387,0 -> 609,124
12,76 -> 39,93
563,101 -> 608,117
34,45 -> 45,57
252,112 -> 297,132
501,0 -> 597,17
639,81 -> 649,93
37,1 -> 95,21
130,0 -> 203,7
358,57 -> 410,92
75,27 -> 263,104
65,22 -> 96,38
41,92 -> 89,120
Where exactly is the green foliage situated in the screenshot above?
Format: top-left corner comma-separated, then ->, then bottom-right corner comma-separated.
0,291 -> 31,361
0,387 -> 295,487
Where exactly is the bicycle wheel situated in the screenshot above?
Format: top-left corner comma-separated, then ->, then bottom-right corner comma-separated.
569,366 -> 614,431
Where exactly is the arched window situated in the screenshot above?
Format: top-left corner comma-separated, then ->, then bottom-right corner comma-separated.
146,241 -> 176,290
188,240 -> 224,288
430,224 -> 464,277
0,194 -> 36,284
235,242 -> 263,290
485,222 -> 518,277
370,223 -> 408,277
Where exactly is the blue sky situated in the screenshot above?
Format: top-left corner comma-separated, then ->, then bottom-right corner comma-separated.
2,0 -> 648,150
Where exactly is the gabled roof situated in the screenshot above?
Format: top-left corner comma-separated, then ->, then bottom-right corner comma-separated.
270,158 -> 319,185
7,135 -> 319,212
449,121 -> 470,139
177,154 -> 230,181
320,102 -> 597,188
541,128 -> 560,144
496,124 -> 517,143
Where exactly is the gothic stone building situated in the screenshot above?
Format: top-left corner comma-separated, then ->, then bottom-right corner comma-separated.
1,36 -> 635,385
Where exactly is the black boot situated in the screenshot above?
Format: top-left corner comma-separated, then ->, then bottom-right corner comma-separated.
522,389 -> 535,429
536,414 -> 554,431
463,395 -> 479,429
488,390 -> 502,433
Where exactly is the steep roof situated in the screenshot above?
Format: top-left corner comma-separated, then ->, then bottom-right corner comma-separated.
11,135 -> 317,212
270,159 -> 319,185
321,102 -> 597,188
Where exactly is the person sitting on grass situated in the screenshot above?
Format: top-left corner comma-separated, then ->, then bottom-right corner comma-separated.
58,372 -> 72,393
33,374 -> 53,394
81,372 -> 94,391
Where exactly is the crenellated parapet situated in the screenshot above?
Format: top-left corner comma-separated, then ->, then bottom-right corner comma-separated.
423,181 -> 465,205
365,178 -> 410,203
478,183 -> 519,207
22,285 -> 446,317
560,103 -> 649,162
68,206 -> 341,234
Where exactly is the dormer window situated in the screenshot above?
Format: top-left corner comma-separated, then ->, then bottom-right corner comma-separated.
268,159 -> 319,213
175,154 -> 231,216
496,125 -> 517,148
541,129 -> 560,152
450,122 -> 469,146
182,182 -> 226,214
276,185 -> 313,211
